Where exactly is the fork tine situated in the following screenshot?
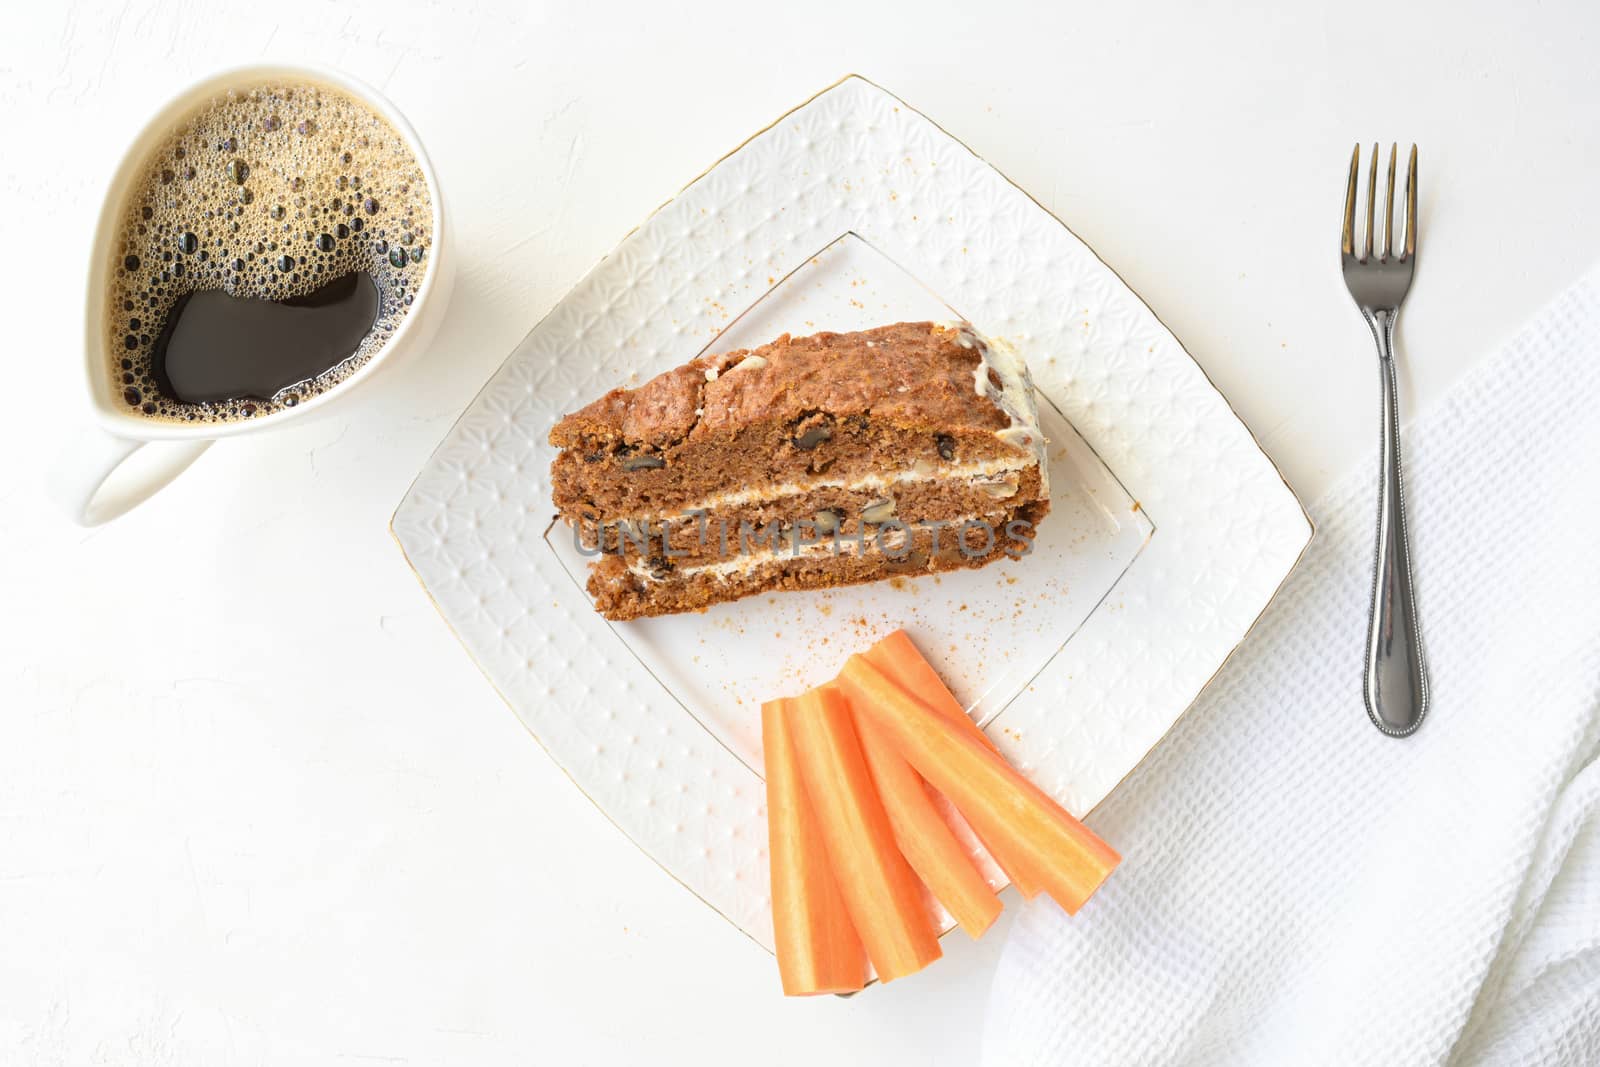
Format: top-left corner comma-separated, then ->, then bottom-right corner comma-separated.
1342,143 -> 1359,257
1403,145 -> 1418,260
1364,143 -> 1377,260
1383,143 -> 1397,260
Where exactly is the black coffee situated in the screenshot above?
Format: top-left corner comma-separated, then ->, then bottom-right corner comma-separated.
153,270 -> 380,403
108,79 -> 432,422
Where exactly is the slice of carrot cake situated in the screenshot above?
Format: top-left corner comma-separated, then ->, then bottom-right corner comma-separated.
548,321 -> 1050,620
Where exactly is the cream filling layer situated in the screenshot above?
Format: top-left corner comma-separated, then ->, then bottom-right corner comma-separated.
620,458 -> 1036,520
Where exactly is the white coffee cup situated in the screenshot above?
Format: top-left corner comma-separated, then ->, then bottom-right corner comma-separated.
53,63 -> 453,525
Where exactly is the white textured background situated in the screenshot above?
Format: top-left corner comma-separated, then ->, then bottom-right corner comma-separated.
2,1 -> 1597,1064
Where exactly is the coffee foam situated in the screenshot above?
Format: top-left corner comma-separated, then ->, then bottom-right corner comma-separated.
107,78 -> 433,422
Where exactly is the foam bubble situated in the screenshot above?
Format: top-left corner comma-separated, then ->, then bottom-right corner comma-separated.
108,78 -> 433,422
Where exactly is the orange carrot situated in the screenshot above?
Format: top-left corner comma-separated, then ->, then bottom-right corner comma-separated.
863,630 -> 972,724
863,630 -> 1046,898
851,707 -> 1003,938
789,685 -> 942,982
762,698 -> 867,995
837,655 -> 1121,915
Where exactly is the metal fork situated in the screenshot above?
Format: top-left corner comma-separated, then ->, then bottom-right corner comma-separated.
1342,143 -> 1428,737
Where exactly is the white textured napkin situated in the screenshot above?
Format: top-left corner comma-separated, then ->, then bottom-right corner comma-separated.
984,267 -> 1600,1066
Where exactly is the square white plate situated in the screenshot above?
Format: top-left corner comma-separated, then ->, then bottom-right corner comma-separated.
392,76 -> 1312,950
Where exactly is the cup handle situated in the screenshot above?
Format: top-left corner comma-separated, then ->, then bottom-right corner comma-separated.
51,424 -> 213,526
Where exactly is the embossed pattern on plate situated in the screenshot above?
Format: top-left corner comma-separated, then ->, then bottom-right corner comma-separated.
392,76 -> 1313,950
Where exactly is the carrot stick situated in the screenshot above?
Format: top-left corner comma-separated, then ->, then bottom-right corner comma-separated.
837,655 -> 1121,915
851,707 -> 1003,939
863,630 -> 972,723
789,685 -> 942,982
762,698 -> 867,995
863,630 -> 1047,898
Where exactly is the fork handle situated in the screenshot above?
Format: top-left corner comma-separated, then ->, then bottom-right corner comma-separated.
1364,309 -> 1429,736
